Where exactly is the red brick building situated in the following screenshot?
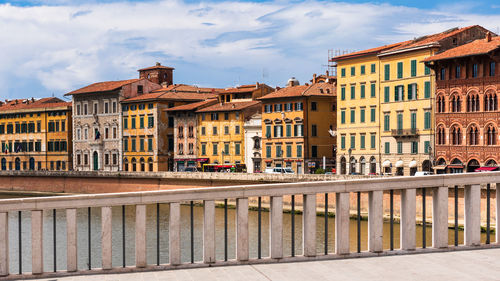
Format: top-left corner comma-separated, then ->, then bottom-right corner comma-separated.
424,32 -> 500,173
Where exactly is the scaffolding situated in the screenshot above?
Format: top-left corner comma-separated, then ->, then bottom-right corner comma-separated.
327,49 -> 355,76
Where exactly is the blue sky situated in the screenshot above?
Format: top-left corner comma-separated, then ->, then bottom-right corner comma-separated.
1,0 -> 500,100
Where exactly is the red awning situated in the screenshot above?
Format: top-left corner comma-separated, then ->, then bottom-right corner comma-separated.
475,166 -> 498,172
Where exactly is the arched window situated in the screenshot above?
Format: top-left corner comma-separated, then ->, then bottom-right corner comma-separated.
437,95 -> 446,112
131,158 -> 137,172
468,125 -> 479,145
485,93 -> 498,111
437,126 -> 446,145
467,93 -> 480,112
148,158 -> 154,172
451,125 -> 462,145
1,158 -> 6,170
140,157 -> 145,171
450,95 -> 461,112
486,125 -> 497,145
123,158 -> 129,171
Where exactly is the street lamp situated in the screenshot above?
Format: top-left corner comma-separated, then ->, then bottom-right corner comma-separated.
348,148 -> 352,175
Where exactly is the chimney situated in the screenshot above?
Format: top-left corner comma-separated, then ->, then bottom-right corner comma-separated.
486,32 -> 492,42
313,73 -> 317,84
326,70 -> 329,77
276,86 -> 281,91
161,82 -> 168,88
156,62 -> 161,66
256,82 -> 260,88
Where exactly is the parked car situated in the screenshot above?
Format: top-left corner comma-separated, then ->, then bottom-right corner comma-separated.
184,167 -> 198,172
265,167 -> 295,174
414,171 -> 433,176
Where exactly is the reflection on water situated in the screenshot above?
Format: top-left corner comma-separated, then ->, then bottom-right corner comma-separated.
2,199 -> 495,273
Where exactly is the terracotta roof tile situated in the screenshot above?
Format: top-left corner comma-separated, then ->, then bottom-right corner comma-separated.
122,84 -> 220,103
138,64 -> 174,71
166,99 -> 218,112
423,36 -> 500,62
258,83 -> 335,100
65,79 -> 141,96
0,97 -> 71,112
196,100 -> 261,113
332,41 -> 409,61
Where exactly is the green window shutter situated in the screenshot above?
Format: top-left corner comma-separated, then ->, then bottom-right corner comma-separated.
341,68 -> 346,77
397,62 -> 403,79
397,114 -> 403,130
286,124 -> 291,137
407,84 -> 412,100
341,87 -> 346,100
424,81 -> 431,98
201,144 -> 206,155
371,63 -> 376,73
384,115 -> 390,131
371,134 -> 376,149
384,64 -> 390,80
385,142 -> 390,154
266,125 -> 271,138
370,83 -> 376,97
370,108 -> 376,122
266,146 -> 271,158
351,66 -> 355,76
397,142 -> 402,154
341,135 -> 345,149
360,84 -> 365,98
360,109 -> 365,123
424,141 -> 430,153
148,138 -> 153,151
361,65 -> 365,75
286,145 -> 292,157
411,60 -> 417,77
384,87 -> 390,102
412,141 -> 418,154
341,111 -> 345,124
424,112 -> 431,129
425,66 -> 431,75
360,135 -> 365,149
351,85 -> 355,99
350,109 -> 355,123
297,145 -> 302,157
235,143 -> 240,155
411,112 -> 417,129
394,85 -> 398,101
350,135 -> 355,149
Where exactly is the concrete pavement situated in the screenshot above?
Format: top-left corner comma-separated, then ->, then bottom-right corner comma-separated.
36,248 -> 500,281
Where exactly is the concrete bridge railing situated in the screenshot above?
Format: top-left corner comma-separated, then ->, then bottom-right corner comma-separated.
0,172 -> 500,278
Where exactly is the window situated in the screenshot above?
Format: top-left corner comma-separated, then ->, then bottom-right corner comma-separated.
424,141 -> 430,153
340,110 -> 346,124
139,116 -> 144,128
350,109 -> 355,123
341,134 -> 346,149
370,107 -> 376,122
360,108 -> 365,123
311,102 -> 317,111
212,143 -> 218,155
286,145 -> 292,157
360,65 -> 365,75
213,126 -> 218,135
311,145 -> 318,158
276,145 -> 282,157
224,126 -> 229,135
235,112 -> 239,120
105,154 -> 109,165
351,66 -> 355,76
104,102 -> 109,114
113,101 -> 117,113
297,145 -> 302,157
397,62 -> 403,79
265,125 -> 271,138
274,125 -> 283,137
424,81 -> 430,98
341,68 -> 346,77
384,114 -> 390,131
397,113 -> 403,130
341,86 -> 346,100
76,104 -> 81,116
370,133 -> 376,149
235,143 -> 241,155
148,138 -> 153,151
384,142 -> 390,154
148,116 -> 154,128
360,84 -> 365,98
440,68 -> 446,80
235,125 -> 240,134
211,113 -> 219,121
472,64 -> 478,78
83,104 -> 88,115
370,83 -> 375,98
311,124 -> 317,137
137,85 -> 143,94
424,111 -> 431,129
425,65 -> 431,75
266,145 -> 271,158
295,102 -> 303,111
371,63 -> 376,73
411,60 -> 417,77
411,112 -> 417,130
286,124 -> 291,137
456,66 -> 461,78
140,138 -> 145,151
411,141 -> 418,154
201,126 -> 206,135
294,124 -> 303,137
105,127 -> 109,139
350,85 -> 355,99
131,138 -> 136,151
264,104 -> 272,113
131,116 -> 136,129
407,83 -> 417,100
274,104 -> 282,112
201,143 -> 206,155
224,112 -> 229,120
224,143 -> 229,155
384,64 -> 390,80
123,118 -> 128,129
360,134 -> 365,149
384,87 -> 390,102
490,62 -> 496,77
350,134 -> 355,149
397,142 -> 403,154
394,85 -> 404,102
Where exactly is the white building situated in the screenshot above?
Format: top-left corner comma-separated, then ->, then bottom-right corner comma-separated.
244,113 -> 262,173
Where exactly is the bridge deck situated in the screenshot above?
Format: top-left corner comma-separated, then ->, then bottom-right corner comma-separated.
37,248 -> 500,281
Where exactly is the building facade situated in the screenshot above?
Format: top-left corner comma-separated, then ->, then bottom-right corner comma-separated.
66,77 -> 161,171
0,97 -> 72,171
243,112 -> 262,173
425,33 -> 500,173
121,85 -> 218,172
259,77 -> 336,174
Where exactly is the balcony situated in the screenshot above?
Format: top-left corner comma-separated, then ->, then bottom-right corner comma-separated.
391,128 -> 419,138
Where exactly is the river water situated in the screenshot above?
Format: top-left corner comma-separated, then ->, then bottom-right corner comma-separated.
0,194 -> 493,273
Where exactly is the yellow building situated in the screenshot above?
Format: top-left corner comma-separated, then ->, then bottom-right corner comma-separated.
195,84 -> 273,170
0,97 -> 72,171
121,84 -> 218,172
333,43 -> 402,175
333,25 -> 490,176
378,25 -> 489,176
259,76 -> 336,174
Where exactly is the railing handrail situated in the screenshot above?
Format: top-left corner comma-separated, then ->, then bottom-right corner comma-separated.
1,172 -> 499,212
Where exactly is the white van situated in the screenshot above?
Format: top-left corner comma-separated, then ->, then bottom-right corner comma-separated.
265,167 -> 294,174
414,171 -> 433,176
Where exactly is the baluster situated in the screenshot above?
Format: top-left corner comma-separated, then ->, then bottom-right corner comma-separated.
66,209 -> 77,272
496,183 -> 500,245
335,192 -> 350,255
0,212 -> 8,276
31,210 -> 43,274
270,196 -> 283,259
368,191 -> 383,253
236,198 -> 249,261
135,204 -> 147,268
400,188 -> 416,250
203,200 -> 216,264
303,194 -> 316,257
464,184 -> 481,246
101,207 -> 112,270
432,187 -> 448,248
169,203 -> 181,266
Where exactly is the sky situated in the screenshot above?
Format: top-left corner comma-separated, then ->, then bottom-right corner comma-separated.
1,0 -> 500,101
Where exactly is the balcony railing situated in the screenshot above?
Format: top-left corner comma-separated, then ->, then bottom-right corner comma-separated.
0,172 -> 499,278
391,128 -> 419,137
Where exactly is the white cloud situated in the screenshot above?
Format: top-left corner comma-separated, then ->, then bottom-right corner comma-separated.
1,0 -> 500,99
